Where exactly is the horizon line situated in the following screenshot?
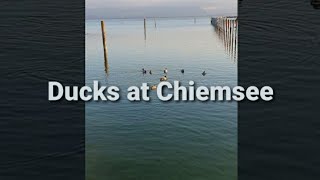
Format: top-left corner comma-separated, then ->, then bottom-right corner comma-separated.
85,14 -> 238,20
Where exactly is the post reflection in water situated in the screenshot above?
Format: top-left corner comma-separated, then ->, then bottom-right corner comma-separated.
212,17 -> 238,63
104,56 -> 109,76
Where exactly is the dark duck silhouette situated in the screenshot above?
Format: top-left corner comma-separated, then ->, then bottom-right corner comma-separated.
142,68 -> 147,74
202,71 -> 206,76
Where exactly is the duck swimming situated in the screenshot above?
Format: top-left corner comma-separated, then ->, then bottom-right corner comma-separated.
181,69 -> 184,73
149,70 -> 152,75
164,68 -> 168,74
151,85 -> 157,90
160,75 -> 168,81
202,71 -> 206,76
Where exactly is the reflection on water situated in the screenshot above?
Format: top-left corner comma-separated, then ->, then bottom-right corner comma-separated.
212,17 -> 238,63
104,56 -> 109,75
86,17 -> 237,180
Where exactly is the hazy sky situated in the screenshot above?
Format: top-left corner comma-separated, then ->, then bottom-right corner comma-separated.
86,0 -> 237,19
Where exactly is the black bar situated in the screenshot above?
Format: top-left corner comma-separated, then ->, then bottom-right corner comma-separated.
239,0 -> 320,179
0,1 -> 85,179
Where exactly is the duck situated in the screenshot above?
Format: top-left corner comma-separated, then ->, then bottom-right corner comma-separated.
149,70 -> 152,75
160,75 -> 168,81
181,69 -> 184,73
151,85 -> 157,90
202,71 -> 206,76
164,68 -> 168,74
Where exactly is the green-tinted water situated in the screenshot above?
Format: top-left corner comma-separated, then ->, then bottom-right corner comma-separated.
86,17 -> 237,180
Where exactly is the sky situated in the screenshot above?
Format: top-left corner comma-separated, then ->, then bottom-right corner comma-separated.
86,0 -> 237,19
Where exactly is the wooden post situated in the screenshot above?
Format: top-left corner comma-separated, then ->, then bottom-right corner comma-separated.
225,18 -> 227,31
154,18 -> 157,28
223,18 -> 225,31
101,20 -> 108,72
144,18 -> 147,40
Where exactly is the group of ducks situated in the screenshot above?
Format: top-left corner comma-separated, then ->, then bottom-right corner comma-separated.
142,68 -> 206,90
142,68 -> 207,79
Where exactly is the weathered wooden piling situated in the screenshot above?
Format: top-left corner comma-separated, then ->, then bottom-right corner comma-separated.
101,20 -> 108,71
211,16 -> 238,62
211,16 -> 237,32
144,18 -> 147,40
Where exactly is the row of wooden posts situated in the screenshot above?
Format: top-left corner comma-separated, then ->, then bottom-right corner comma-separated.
211,17 -> 238,62
211,16 -> 238,32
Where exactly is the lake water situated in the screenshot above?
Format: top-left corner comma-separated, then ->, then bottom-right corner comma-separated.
86,17 -> 237,180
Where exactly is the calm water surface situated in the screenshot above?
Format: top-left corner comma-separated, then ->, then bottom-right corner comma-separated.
86,17 -> 237,180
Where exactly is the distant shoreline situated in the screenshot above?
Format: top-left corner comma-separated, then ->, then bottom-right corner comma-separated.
85,15 -> 237,20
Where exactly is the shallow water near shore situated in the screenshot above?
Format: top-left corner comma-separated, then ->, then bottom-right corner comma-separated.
86,17 -> 237,180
